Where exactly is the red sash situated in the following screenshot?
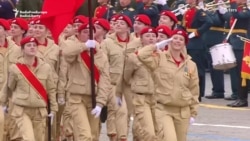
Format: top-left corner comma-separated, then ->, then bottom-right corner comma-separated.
80,51 -> 100,84
16,63 -> 48,104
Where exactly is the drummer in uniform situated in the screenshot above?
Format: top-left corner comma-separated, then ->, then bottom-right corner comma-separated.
180,0 -> 212,101
226,0 -> 250,107
204,0 -> 228,99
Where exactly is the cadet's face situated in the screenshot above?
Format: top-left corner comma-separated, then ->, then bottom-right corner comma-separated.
10,24 -> 25,37
73,23 -> 83,34
23,42 -> 38,56
109,21 -> 117,34
115,20 -> 130,33
170,34 -> 185,51
119,0 -> 131,7
63,24 -> 74,37
33,24 -> 47,39
159,16 -> 174,29
133,21 -> 147,34
141,33 -> 157,46
94,24 -> 106,37
26,24 -> 35,37
157,33 -> 168,42
78,29 -> 89,42
0,26 -> 6,37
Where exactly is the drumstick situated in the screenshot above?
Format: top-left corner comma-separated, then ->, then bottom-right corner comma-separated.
224,19 -> 238,43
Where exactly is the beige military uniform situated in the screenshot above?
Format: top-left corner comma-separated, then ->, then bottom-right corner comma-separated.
138,45 -> 199,141
0,38 -> 22,141
101,33 -> 141,140
57,35 -> 78,140
36,38 -> 60,84
0,57 -> 58,141
62,39 -> 110,141
123,49 -> 157,141
35,38 -> 61,141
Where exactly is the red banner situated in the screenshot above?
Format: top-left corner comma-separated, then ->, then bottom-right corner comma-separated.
40,0 -> 85,44
241,41 -> 250,86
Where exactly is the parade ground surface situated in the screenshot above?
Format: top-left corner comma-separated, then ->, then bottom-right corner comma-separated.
99,72 -> 250,141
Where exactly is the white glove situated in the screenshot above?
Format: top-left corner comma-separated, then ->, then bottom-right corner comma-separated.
85,39 -> 96,48
116,97 -> 122,106
156,38 -> 173,50
2,106 -> 8,113
188,32 -> 196,39
57,97 -> 65,105
157,0 -> 167,5
218,5 -> 228,14
190,117 -> 195,125
179,8 -> 187,15
91,106 -> 102,118
48,112 -> 55,125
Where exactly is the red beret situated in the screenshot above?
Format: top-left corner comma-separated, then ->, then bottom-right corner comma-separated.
78,23 -> 96,33
73,15 -> 88,24
33,18 -> 45,25
160,10 -> 178,24
134,14 -> 151,26
140,27 -> 157,37
0,18 -> 10,30
94,18 -> 110,31
156,25 -> 172,37
20,36 -> 38,46
12,18 -> 29,31
171,29 -> 188,45
115,15 -> 132,27
110,14 -> 119,22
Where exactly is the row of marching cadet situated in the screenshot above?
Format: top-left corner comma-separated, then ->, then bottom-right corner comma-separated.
0,0 -> 250,141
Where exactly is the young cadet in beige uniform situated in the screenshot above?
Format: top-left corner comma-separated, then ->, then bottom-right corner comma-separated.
158,10 -> 178,30
101,14 -> 141,141
123,27 -> 158,141
138,29 -> 199,141
131,14 -> 151,39
9,18 -> 29,46
32,18 -> 61,141
94,18 -> 110,43
0,36 -> 58,141
62,23 -> 110,141
0,19 -> 22,141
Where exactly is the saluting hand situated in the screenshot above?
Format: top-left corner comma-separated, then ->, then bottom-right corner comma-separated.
156,38 -> 173,50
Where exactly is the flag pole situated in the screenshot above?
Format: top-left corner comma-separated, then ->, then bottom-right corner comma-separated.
88,0 -> 96,109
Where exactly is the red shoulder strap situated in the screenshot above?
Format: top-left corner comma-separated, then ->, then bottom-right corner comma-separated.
16,63 -> 48,104
80,51 -> 100,84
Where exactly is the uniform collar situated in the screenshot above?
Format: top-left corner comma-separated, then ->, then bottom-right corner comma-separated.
38,38 -> 48,46
0,39 -> 8,48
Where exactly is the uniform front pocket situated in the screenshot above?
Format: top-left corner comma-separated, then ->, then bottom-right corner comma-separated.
109,68 -> 121,85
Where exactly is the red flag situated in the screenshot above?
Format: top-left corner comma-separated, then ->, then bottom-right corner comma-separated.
241,41 -> 250,86
40,0 -> 85,44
